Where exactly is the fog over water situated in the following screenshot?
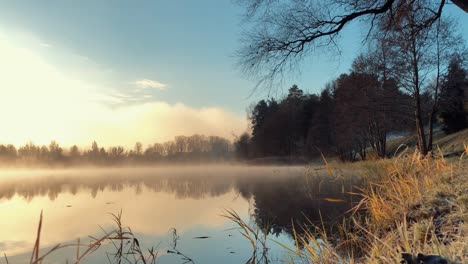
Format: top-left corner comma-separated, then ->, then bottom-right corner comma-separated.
0,165 -> 362,263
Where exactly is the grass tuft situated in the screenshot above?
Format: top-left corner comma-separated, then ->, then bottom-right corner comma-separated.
228,150 -> 467,263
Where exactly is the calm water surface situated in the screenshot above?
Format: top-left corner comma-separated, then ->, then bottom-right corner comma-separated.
0,165 -> 361,263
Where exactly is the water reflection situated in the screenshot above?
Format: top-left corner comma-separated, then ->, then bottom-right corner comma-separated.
0,166 -> 306,201
0,165 -> 363,262
238,171 -> 363,246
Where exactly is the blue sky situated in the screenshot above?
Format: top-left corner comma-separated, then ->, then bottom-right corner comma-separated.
0,1 -> 466,146
0,1 -> 256,112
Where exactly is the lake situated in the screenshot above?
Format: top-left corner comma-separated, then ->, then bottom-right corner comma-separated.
0,165 -> 362,263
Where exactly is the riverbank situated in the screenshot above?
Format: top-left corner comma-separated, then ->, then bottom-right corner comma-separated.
289,149 -> 468,263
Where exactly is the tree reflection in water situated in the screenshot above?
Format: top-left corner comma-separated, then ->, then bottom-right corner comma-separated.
0,165 -> 363,245
236,172 -> 364,247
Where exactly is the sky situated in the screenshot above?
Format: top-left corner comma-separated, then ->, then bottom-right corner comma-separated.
0,1 -> 466,148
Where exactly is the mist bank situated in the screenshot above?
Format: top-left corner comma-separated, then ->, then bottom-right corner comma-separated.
0,133 -> 325,168
0,134 -> 237,168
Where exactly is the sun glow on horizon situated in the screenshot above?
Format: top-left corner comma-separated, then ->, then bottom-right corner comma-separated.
0,31 -> 246,148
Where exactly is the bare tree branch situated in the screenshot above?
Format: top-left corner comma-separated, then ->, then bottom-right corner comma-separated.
236,0 -> 449,90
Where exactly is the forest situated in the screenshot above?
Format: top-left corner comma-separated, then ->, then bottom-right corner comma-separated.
235,55 -> 467,161
0,134 -> 233,166
234,0 -> 467,163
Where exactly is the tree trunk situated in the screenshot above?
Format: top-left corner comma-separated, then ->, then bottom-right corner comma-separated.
379,131 -> 386,158
427,109 -> 436,152
415,105 -> 428,156
411,32 -> 428,157
428,19 -> 441,154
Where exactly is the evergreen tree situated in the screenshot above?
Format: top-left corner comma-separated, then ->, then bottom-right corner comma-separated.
439,57 -> 467,134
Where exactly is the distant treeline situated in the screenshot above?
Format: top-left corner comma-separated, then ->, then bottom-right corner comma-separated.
0,135 -> 234,167
235,56 -> 467,162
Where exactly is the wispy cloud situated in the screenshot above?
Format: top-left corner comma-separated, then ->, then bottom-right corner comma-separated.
39,42 -> 52,48
134,79 -> 168,90
77,55 -> 89,61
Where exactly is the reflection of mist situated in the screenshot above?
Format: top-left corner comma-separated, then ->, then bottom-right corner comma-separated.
0,166 -> 304,201
0,165 -> 363,242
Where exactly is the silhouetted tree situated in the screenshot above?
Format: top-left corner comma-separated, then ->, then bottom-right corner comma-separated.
208,136 -> 231,159
87,141 -> 100,161
48,140 -> 63,162
18,142 -> 40,164
333,73 -> 377,161
307,88 -> 335,156
108,146 -> 126,163
0,144 -> 17,164
234,133 -> 252,160
250,98 -> 280,157
134,142 -> 143,155
439,56 -> 468,134
351,51 -> 406,158
69,145 -> 81,163
144,143 -> 165,161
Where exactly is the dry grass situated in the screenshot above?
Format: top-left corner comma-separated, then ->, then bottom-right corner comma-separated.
229,148 -> 467,263
358,150 -> 446,231
5,210 -> 163,264
222,209 -> 270,264
327,150 -> 466,263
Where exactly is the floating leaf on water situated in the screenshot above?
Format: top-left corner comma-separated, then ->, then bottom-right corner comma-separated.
323,198 -> 345,203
